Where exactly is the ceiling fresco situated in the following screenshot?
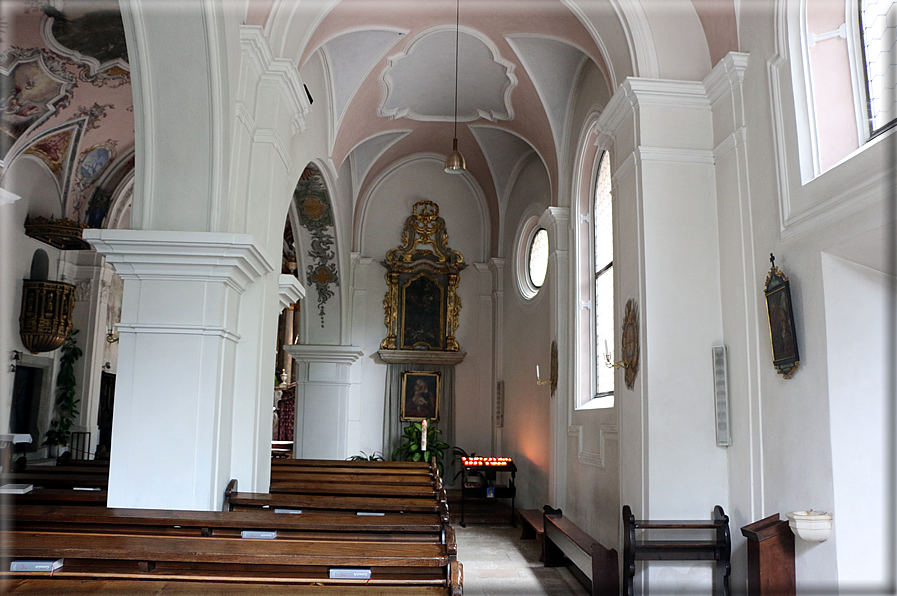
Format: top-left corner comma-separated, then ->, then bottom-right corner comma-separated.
0,0 -> 133,228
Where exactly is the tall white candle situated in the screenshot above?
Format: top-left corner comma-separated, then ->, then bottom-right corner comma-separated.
421,419 -> 428,452
536,365 -> 540,379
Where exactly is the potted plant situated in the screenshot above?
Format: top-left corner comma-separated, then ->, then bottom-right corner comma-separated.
392,420 -> 449,473
43,329 -> 82,457
347,451 -> 385,461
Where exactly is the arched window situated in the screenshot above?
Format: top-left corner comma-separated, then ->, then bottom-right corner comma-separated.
791,0 -> 894,180
593,152 -> 614,401
859,0 -> 896,136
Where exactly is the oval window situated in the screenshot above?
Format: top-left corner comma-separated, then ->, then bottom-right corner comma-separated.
528,228 -> 549,288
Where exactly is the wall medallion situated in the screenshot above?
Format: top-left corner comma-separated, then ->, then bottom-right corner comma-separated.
621,299 -> 640,389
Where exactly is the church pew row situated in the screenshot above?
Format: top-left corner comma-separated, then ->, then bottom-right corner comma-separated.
270,470 -> 440,487
3,487 -> 107,506
1,530 -> 462,594
2,579 -> 460,595
5,504 -> 454,547
1,472 -> 108,490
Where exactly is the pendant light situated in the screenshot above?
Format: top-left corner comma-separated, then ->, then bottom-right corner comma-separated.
444,0 -> 466,173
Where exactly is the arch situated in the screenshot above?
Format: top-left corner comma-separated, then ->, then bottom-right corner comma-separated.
0,155 -> 62,219
29,249 -> 50,281
353,153 -> 490,262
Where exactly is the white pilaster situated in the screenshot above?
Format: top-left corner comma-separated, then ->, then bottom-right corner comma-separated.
84,229 -> 274,510
597,76 -> 729,590
57,251 -> 117,459
284,344 -> 363,459
539,206 -> 570,510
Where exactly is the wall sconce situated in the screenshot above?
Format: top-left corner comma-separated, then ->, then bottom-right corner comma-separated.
536,341 -> 559,395
105,326 -> 119,344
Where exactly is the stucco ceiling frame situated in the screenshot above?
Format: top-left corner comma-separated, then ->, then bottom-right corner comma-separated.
378,24 -> 518,124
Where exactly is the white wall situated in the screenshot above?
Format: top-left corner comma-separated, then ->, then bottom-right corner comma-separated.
498,155 -> 553,510
823,253 -> 891,588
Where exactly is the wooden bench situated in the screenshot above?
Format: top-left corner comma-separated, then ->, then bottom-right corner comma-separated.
6,504 -> 453,547
517,508 -> 545,561
2,530 -> 462,593
543,506 -> 618,596
623,504 -> 731,596
4,487 -> 107,506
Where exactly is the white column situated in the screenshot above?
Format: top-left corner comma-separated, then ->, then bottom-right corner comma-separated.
84,229 -> 274,510
540,207 -> 570,510
284,344 -> 363,459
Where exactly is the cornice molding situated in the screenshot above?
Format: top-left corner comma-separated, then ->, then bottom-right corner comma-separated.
83,230 -> 275,293
0,188 -> 22,205
376,350 -> 466,365
638,146 -> 715,165
704,52 -> 750,107
278,274 -> 306,309
240,25 -> 310,135
117,323 -> 241,343
287,344 -> 364,364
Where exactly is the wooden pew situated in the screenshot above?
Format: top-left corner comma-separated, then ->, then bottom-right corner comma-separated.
622,504 -> 731,596
2,530 -> 462,593
1,472 -> 108,490
543,506 -> 619,596
4,487 -> 107,506
5,504 -> 452,544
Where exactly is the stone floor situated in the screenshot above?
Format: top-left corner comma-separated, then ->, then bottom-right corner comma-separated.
454,522 -> 589,596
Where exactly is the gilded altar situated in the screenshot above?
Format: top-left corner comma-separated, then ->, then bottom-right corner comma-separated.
380,201 -> 467,352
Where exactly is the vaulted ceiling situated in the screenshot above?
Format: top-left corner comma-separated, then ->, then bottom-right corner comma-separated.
1,0 -> 738,240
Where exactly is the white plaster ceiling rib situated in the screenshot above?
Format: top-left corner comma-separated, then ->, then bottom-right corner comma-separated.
605,0 -> 659,78
506,35 -> 590,158
347,129 -> 412,201
319,28 -> 407,137
469,125 -> 537,214
379,26 -> 517,123
559,0 -> 619,89
270,0 -> 340,65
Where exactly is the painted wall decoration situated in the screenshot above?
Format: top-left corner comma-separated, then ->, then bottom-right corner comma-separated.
71,140 -> 116,220
294,164 -> 339,327
40,2 -> 130,87
22,117 -> 85,200
0,49 -> 76,163
84,152 -> 134,228
74,102 -> 114,131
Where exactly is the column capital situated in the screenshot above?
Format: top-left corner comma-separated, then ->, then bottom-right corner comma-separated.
84,229 -> 275,292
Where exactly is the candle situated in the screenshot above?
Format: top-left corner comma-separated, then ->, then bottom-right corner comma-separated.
421,419 -> 428,452
536,365 -> 540,379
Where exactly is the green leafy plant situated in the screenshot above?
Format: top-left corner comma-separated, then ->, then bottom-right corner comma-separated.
347,451 -> 385,461
43,329 -> 82,448
450,445 -> 479,482
391,420 -> 449,472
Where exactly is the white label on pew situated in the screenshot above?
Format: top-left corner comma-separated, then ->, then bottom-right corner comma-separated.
357,512 -> 385,516
274,508 -> 302,514
330,568 -> 372,579
10,559 -> 63,572
241,530 -> 277,539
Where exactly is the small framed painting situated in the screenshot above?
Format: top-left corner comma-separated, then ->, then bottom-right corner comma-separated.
765,254 -> 800,379
401,371 -> 440,421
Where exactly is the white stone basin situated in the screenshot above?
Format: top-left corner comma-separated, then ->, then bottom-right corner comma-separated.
786,510 -> 833,542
